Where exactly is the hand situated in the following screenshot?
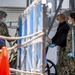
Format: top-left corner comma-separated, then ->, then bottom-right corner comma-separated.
49,44 -> 56,48
67,52 -> 73,57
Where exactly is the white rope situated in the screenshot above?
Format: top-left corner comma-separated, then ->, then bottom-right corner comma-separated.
0,32 -> 44,52
10,68 -> 42,75
0,31 -> 42,40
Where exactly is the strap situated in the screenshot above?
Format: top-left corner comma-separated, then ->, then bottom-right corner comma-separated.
9,29 -> 18,63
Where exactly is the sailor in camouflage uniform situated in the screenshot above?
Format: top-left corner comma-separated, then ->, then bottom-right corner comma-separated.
57,13 -> 75,75
0,11 -> 10,55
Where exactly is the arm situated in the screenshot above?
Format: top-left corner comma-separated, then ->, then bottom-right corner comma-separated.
3,23 -> 11,37
3,23 -> 13,42
53,28 -> 69,45
66,29 -> 72,53
52,31 -> 58,44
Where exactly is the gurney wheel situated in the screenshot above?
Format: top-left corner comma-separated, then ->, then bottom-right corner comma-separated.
45,59 -> 57,75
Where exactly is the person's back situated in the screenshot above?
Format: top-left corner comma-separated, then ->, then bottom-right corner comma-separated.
52,21 -> 70,47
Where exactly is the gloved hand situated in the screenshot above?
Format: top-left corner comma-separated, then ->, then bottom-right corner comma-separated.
67,52 -> 73,57
49,44 -> 56,48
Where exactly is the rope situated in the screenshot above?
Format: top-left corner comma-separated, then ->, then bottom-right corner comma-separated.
10,68 -> 42,75
0,32 -> 44,52
0,32 -> 44,70
0,31 -> 42,40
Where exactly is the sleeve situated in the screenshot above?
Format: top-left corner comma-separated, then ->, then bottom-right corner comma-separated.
52,31 -> 58,43
3,23 -> 12,42
3,24 -> 11,37
66,29 -> 72,53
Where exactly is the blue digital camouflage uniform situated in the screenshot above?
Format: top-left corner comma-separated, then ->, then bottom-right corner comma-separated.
57,28 -> 75,75
0,22 -> 10,49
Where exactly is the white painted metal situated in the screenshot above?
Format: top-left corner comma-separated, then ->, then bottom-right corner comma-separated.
21,0 -> 41,16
